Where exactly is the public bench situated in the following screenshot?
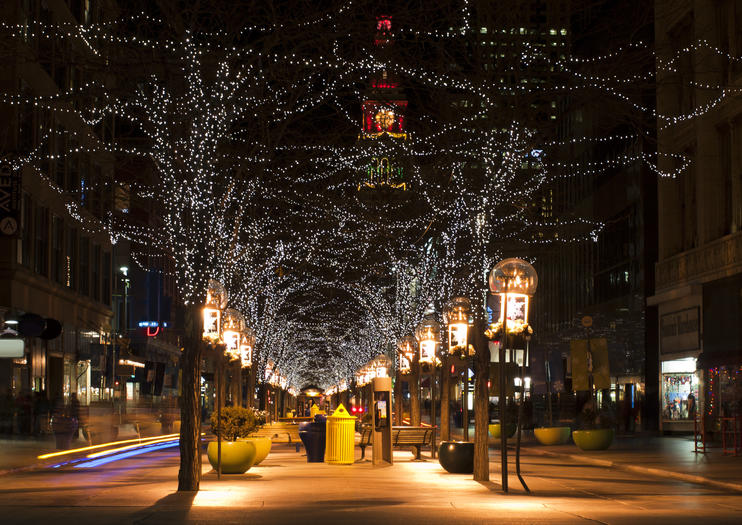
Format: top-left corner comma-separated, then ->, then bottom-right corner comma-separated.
251,422 -> 302,444
358,425 -> 432,460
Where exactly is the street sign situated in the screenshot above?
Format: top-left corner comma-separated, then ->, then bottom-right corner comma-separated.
0,158 -> 21,237
570,338 -> 610,391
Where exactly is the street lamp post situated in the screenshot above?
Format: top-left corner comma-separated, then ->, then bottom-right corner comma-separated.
396,336 -> 414,426
488,258 -> 538,493
444,297 -> 472,441
240,327 -> 255,407
201,279 -> 228,480
416,314 -> 440,456
223,309 -> 246,408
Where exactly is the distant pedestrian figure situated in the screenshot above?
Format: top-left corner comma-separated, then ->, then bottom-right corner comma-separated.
69,393 -> 81,438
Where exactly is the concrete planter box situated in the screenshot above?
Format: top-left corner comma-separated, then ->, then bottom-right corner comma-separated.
572,429 -> 614,451
207,440 -> 257,474
534,426 -> 571,445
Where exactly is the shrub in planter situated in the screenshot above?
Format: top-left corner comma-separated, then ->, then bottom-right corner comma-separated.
208,406 -> 261,473
572,400 -> 615,451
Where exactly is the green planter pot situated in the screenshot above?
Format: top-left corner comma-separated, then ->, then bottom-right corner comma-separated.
488,423 -> 516,439
243,436 -> 272,465
207,440 -> 257,474
534,426 -> 571,445
572,429 -> 614,451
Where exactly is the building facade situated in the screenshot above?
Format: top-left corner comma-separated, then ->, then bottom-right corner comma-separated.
652,0 -> 742,432
1,0 -> 117,432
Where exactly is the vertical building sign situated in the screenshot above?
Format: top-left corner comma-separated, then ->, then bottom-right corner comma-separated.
0,158 -> 21,236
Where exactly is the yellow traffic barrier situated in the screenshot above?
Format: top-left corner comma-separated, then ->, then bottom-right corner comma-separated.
324,403 -> 356,465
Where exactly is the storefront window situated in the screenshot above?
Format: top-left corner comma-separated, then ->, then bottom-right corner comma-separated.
662,358 -> 699,421
705,366 -> 742,419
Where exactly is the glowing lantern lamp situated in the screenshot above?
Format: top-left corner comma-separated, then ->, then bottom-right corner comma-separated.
202,279 -> 228,343
444,296 -> 472,358
416,315 -> 440,368
222,308 -> 245,360
240,327 -> 255,368
373,354 -> 391,379
397,336 -> 415,375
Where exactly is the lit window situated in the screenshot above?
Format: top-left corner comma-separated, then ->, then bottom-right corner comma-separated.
480,27 -> 487,34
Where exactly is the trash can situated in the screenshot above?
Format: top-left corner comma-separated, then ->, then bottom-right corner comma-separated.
324,404 -> 357,465
301,415 -> 326,462
298,421 -> 312,455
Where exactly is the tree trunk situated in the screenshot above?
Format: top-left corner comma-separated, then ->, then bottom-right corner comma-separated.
394,371 -> 403,426
229,360 -> 242,407
178,304 -> 203,492
440,354 -> 450,441
410,356 -> 421,427
246,366 -> 255,409
473,320 -> 490,482
247,365 -> 255,408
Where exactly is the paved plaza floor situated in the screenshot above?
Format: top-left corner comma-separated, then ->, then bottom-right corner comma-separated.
1,441 -> 742,524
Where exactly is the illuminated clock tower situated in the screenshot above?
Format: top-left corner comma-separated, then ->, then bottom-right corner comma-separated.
358,15 -> 409,196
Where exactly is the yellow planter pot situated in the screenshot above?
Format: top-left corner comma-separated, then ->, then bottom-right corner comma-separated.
534,426 -> 571,445
244,437 -> 272,465
207,440 -> 256,474
488,423 -> 516,439
572,429 -> 614,451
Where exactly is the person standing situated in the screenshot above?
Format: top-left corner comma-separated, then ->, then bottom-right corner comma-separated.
687,393 -> 696,421
69,393 -> 81,438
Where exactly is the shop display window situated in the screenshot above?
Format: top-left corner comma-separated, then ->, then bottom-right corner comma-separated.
662,372 -> 698,420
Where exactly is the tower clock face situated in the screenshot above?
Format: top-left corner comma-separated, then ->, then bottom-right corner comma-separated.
375,109 -> 395,130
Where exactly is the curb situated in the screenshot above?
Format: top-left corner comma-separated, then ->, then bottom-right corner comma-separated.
525,447 -> 742,494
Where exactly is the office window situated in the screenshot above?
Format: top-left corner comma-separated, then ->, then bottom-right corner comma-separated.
34,206 -> 49,276
21,193 -> 32,267
51,216 -> 64,284
79,237 -> 89,295
92,244 -> 101,301
102,251 -> 111,306
66,227 -> 77,289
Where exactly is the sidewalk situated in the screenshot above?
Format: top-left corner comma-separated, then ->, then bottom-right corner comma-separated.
448,424 -> 742,493
521,433 -> 742,493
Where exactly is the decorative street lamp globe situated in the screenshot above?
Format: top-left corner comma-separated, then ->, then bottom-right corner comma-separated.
206,279 -> 229,309
444,296 -> 472,358
488,258 -> 538,337
489,258 -> 538,296
397,335 -> 415,375
240,326 -> 255,368
416,315 -> 440,370
202,279 -> 228,343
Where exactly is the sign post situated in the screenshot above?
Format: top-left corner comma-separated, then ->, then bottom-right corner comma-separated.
0,158 -> 21,237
